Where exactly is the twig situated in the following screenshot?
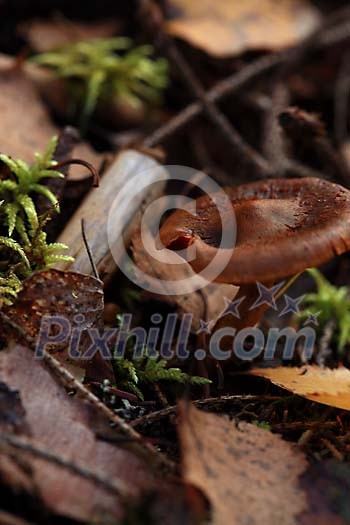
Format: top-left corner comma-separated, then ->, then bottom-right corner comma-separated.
334,52 -> 350,146
139,0 -> 270,176
280,107 -> 350,187
143,52 -> 286,148
37,349 -> 174,472
261,83 -> 289,170
81,218 -> 99,279
51,158 -> 100,187
271,421 -> 339,432
321,437 -> 344,461
131,394 -> 280,428
143,15 -> 350,148
36,126 -> 79,233
191,134 -> 233,185
0,433 -> 133,499
0,313 -> 174,473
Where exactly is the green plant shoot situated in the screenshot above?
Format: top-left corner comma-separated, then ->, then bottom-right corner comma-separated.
112,315 -> 211,400
300,268 -> 350,351
32,37 -> 168,130
0,137 -> 73,306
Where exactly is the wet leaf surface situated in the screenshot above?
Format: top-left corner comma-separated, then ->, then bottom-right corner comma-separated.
2,269 -> 110,379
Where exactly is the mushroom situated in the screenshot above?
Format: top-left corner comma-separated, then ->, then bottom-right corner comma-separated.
159,177 -> 350,348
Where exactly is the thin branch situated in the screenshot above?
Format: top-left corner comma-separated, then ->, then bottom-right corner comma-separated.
143,52 -> 285,148
36,349 -> 175,472
334,52 -> 350,146
131,394 -> 280,428
81,218 -> 99,279
0,313 -> 174,473
143,16 -> 350,148
51,158 -> 100,187
142,0 -> 271,177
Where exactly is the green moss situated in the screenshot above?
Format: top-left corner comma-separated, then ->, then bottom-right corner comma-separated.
0,137 -> 73,307
112,314 -> 211,400
32,37 -> 168,130
300,268 -> 350,352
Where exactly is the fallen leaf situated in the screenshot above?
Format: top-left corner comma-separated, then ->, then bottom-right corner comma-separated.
166,0 -> 321,57
0,344 -> 156,523
19,17 -> 120,52
0,54 -> 102,180
131,231 -> 238,332
2,269 -> 110,380
178,402 -> 308,525
0,346 -> 198,524
249,366 -> 350,410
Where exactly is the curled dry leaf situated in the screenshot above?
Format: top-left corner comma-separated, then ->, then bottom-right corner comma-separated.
0,54 -> 102,181
2,269 -> 109,380
178,402 -> 308,525
19,17 -> 120,53
131,230 -> 238,332
166,0 -> 321,57
249,366 -> 350,410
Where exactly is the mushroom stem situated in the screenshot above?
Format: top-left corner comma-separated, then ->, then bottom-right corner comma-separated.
212,282 -> 274,353
211,274 -> 303,358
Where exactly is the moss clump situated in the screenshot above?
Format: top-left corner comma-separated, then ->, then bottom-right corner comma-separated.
33,37 -> 168,130
0,137 -> 73,306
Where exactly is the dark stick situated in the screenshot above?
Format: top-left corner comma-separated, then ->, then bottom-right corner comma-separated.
143,16 -> 350,149
51,158 -> 100,187
81,218 -> 99,280
147,2 -> 271,178
334,52 -> 350,146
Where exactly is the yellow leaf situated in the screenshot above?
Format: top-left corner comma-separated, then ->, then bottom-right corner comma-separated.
250,366 -> 350,410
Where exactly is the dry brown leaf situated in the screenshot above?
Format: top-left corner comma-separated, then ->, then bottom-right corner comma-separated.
2,269 -> 111,380
131,231 -> 238,332
0,344 -> 156,523
166,0 -> 321,57
0,346 -> 198,524
249,366 -> 350,410
19,17 -> 120,52
178,402 -> 308,525
0,54 -> 102,180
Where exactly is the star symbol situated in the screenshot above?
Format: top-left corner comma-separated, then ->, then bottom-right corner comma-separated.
279,294 -> 306,317
249,281 -> 285,311
219,296 -> 246,319
196,319 -> 212,334
303,311 -> 321,326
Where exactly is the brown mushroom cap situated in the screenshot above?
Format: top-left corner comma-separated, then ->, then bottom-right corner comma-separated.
159,178 -> 350,284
